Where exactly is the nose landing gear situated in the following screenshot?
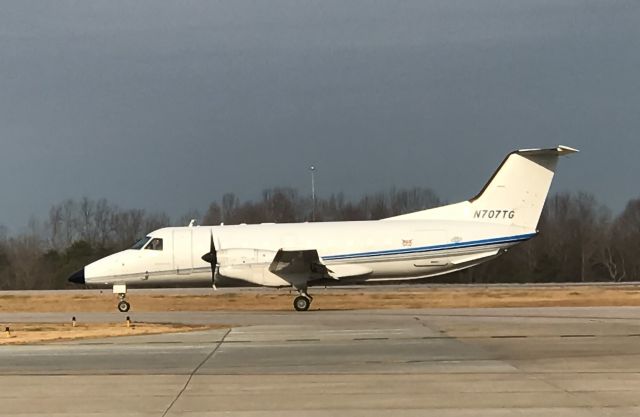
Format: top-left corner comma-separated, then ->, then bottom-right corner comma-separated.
113,284 -> 130,312
117,298 -> 130,313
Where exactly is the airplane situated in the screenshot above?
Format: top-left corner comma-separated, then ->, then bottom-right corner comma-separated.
69,145 -> 578,312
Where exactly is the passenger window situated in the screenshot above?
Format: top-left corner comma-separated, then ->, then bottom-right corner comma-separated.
145,238 -> 163,251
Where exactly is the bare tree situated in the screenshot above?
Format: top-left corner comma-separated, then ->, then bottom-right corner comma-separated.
608,198 -> 640,280
601,246 -> 627,282
221,193 -> 239,224
110,209 -> 146,248
572,192 -> 610,281
202,202 -> 222,225
144,212 -> 171,233
5,216 -> 46,289
79,196 -> 96,244
61,199 -> 79,247
94,198 -> 113,247
363,193 -> 390,220
262,188 -> 298,223
389,187 -> 442,215
177,209 -> 202,227
0,225 -> 7,243
2,188 -> 638,290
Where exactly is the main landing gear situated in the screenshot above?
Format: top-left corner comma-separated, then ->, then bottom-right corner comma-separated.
113,284 -> 130,312
293,290 -> 313,312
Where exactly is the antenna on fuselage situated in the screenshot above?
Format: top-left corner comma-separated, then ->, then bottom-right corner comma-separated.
309,165 -> 317,221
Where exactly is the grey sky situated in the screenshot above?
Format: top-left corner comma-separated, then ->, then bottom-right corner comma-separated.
1,0 -> 639,230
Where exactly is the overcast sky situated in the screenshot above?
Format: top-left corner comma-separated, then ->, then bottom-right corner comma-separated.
1,0 -> 638,230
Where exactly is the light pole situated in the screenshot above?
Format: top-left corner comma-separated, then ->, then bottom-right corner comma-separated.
310,165 -> 316,221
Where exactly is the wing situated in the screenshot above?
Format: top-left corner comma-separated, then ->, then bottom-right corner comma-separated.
268,249 -> 372,280
269,249 -> 327,275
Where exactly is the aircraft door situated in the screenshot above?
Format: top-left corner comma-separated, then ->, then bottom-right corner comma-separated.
173,229 -> 193,275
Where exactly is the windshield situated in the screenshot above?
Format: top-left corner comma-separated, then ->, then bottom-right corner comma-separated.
130,236 -> 151,250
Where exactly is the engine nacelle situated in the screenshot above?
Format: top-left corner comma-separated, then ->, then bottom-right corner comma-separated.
216,248 -> 277,266
216,248 -> 289,287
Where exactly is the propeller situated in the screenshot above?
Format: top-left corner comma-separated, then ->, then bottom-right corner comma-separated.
201,233 -> 219,289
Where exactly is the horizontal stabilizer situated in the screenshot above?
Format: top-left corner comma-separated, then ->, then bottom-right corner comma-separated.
512,145 -> 579,157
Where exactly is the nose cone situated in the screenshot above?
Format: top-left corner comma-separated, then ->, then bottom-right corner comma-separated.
68,268 -> 85,284
201,251 -> 216,264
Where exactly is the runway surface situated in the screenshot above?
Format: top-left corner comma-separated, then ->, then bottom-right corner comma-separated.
2,307 -> 640,416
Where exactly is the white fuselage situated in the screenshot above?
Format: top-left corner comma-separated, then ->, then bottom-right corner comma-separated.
77,145 -> 577,297
83,219 -> 534,288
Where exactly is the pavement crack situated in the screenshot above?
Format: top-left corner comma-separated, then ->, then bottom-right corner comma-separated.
161,329 -> 231,417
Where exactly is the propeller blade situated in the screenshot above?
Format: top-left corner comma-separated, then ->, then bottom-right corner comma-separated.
201,233 -> 218,289
213,264 -> 219,291
201,234 -> 217,264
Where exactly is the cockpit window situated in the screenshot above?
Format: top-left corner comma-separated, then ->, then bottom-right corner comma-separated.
145,238 -> 163,251
130,236 -> 151,250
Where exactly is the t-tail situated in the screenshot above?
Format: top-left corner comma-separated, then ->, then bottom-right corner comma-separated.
385,145 -> 579,232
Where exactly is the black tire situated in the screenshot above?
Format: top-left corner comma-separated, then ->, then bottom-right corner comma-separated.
293,295 -> 311,312
117,300 -> 130,313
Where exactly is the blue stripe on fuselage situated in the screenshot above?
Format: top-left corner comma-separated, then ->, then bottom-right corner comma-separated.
322,232 -> 536,261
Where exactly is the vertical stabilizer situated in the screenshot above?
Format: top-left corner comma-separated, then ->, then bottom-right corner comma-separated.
385,146 -> 578,231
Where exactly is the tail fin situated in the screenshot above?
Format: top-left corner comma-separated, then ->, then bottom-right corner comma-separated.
385,145 -> 578,231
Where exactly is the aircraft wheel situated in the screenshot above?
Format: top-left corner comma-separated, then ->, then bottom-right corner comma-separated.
117,300 -> 131,313
293,296 -> 311,312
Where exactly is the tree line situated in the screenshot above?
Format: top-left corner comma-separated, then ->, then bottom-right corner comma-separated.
0,188 -> 637,290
